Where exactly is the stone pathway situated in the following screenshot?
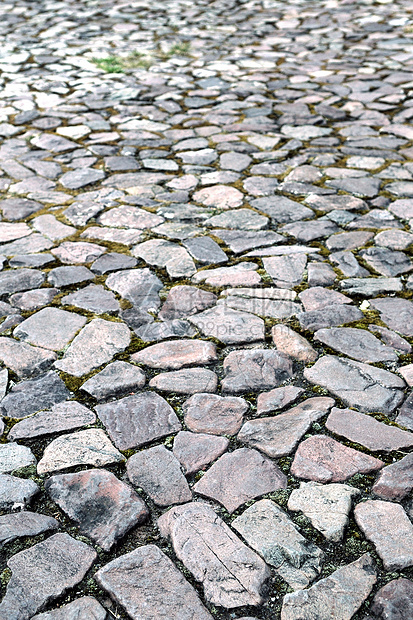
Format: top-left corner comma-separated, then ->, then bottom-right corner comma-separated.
2,0 -> 413,618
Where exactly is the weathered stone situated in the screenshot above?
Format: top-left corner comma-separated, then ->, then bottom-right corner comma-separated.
257,386 -> 304,416
0,474 -> 38,510
0,268 -> 44,294
291,435 -> 384,482
373,452 -> 413,501
10,288 -> 59,311
360,247 -> 413,277
304,355 -> 405,413
96,391 -> 181,450
0,533 -> 97,620
55,318 -> 130,377
193,184 -> 244,209
183,236 -> 228,265
127,445 -> 191,506
326,230 -> 374,251
238,397 -> 334,458
0,337 -> 57,378
0,511 -> 58,547
61,284 -> 120,314
106,268 -> 162,312
0,198 -> 42,220
326,407 -> 413,451
136,319 -> 197,342
370,578 -> 413,620
233,499 -> 323,589
280,554 -> 376,620
192,262 -> 261,287
298,304 -> 363,332
369,297 -> 413,337
47,265 -> 94,287
272,325 -> 318,362
193,447 -> 286,512
314,327 -> 398,363
81,361 -> 145,400
307,262 -> 337,287
132,339 -> 217,369
158,285 -> 216,320
173,431 -> 229,474
9,401 -> 95,441
158,502 -> 269,608
13,307 -> 86,351
46,469 -> 148,551
221,294 -> 302,320
0,442 -> 36,474
95,545 -> 213,620
37,429 -> 125,475
212,229 -> 282,253
298,287 -> 352,312
288,482 -> 360,542
149,368 -> 218,394
221,348 -> 294,393
51,241 -> 105,264
183,393 -> 248,435
59,168 -> 105,189
31,596 -> 107,620
189,305 -> 265,344
354,500 -> 413,570
91,252 -> 137,274
0,371 -> 70,419
133,239 -> 196,278
340,277 -> 403,297
263,253 -> 307,288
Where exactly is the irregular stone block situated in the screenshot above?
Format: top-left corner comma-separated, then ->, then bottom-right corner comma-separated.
0,511 -> 58,546
149,368 -> 218,394
372,452 -> 413,500
0,371 -> 70,419
222,348 -> 294,393
189,305 -> 265,344
257,386 -> 304,416
81,361 -> 146,400
371,578 -> 413,620
272,324 -> 318,362
0,337 -> 56,378
173,431 -> 229,474
314,327 -> 398,363
132,339 -> 217,369
183,393 -> 248,435
31,596 -> 107,620
13,308 -> 86,351
0,442 -> 36,474
0,474 -> 38,510
9,401 -> 96,440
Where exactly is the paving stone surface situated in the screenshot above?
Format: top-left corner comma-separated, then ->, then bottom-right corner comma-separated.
2,0 -> 413,616
0,511 -> 58,546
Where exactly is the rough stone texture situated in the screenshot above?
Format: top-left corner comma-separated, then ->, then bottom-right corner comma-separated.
158,502 -> 270,608
96,391 -> 181,450
31,597 -> 107,620
183,393 -> 248,435
0,371 -> 70,419
13,307 -> 86,351
158,285 -> 217,320
0,533 -> 97,620
95,545 -> 213,620
9,401 -> 96,440
132,339 -> 217,369
0,442 -> 36,474
372,452 -> 413,500
354,500 -> 413,570
0,268 -> 44,294
370,578 -> 413,620
326,407 -> 413,451
173,431 -> 229,474
81,360 -> 146,400
149,368 -> 218,394
0,474 -> 39,510
257,386 -> 304,416
221,348 -> 294,393
0,337 -> 57,378
304,355 -> 405,414
272,324 -> 318,362
45,469 -> 148,550
61,284 -> 120,314
233,499 -> 323,589
288,482 -> 360,542
291,435 -> 384,482
0,511 -> 58,546
54,318 -> 131,377
369,297 -> 413,337
193,447 -> 287,512
189,305 -> 265,344
127,445 -> 192,506
37,429 -> 125,474
280,554 -> 376,620
238,397 -> 335,457
298,304 -> 363,332
314,327 -> 398,363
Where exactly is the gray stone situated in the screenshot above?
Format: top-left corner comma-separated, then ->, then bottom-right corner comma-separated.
135,319 -> 197,342
0,268 -> 44,294
47,266 -> 94,287
133,239 -> 196,278
9,401 -> 96,441
0,371 -> 70,419
59,168 -> 105,189
127,445 -> 191,506
55,318 -> 130,377
31,597 -> 107,620
189,305 -> 264,344
222,348 -> 294,393
96,391 -> 181,450
0,474 -> 39,510
373,452 -> 413,501
212,229 -> 282,253
257,386 -> 304,416
232,499 -> 323,590
183,393 -> 248,435
298,287 -> 352,312
149,368 -> 218,394
0,533 -> 97,620
106,268 -> 162,313
95,545 -> 213,620
272,325 -> 317,362
263,254 -> 307,288
52,241 -> 105,264
61,284 -> 120,314
360,247 -> 413,277
81,361 -> 145,400
314,327 -> 398,363
288,482 -> 360,542
173,431 -> 229,474
132,339 -> 217,369
158,502 -> 270,608
91,252 -> 137,274
304,355 -> 405,413
369,297 -> 413,336
340,277 -> 403,296
13,307 -> 86,351
370,578 -> 413,620
10,288 -> 59,311
183,236 -> 228,264
45,469 -> 148,551
299,304 -> 363,332
158,285 -> 216,320
280,554 -> 376,620
193,447 -> 287,512
0,511 -> 58,547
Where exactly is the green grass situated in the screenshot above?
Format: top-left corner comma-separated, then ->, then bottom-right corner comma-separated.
92,42 -> 191,72
162,42 -> 191,58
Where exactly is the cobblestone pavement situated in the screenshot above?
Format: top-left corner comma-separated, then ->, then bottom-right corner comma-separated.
2,0 -> 413,618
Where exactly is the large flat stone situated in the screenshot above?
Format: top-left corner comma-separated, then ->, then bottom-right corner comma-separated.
233,499 -> 322,590
81,361 -> 146,400
314,327 -> 398,363
95,545 -> 213,620
173,431 -> 229,474
0,442 -> 36,474
369,297 -> 413,336
9,401 -> 96,440
280,554 -> 376,620
257,386 -> 304,416
13,307 -> 86,351
96,391 -> 181,450
0,533 -> 96,620
31,596 -> 107,620
193,447 -> 287,512
0,474 -> 38,510
304,355 -> 405,413
158,502 -> 270,608
189,306 -> 265,344
158,285 -> 217,320
0,337 -> 57,378
149,368 -> 218,394
106,268 -> 162,312
221,348 -> 294,393
298,304 -> 363,332
372,452 -> 413,500
0,268 -> 44,294
291,435 -> 384,482
0,371 -> 70,419
370,578 -> 413,620
132,339 -> 217,369
54,318 -> 131,377
238,397 -> 335,458
0,511 -> 58,546
45,468 -> 148,550
183,393 -> 248,435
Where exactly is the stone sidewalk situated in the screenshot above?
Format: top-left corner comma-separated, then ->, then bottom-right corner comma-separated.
0,0 -> 413,617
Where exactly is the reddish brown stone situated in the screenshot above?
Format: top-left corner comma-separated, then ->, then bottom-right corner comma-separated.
32,596 -> 107,620
371,578 -> 413,620
193,447 -> 287,512
173,431 -> 229,474
291,435 -> 384,482
132,339 -> 217,369
271,325 -> 318,362
257,386 -> 304,416
222,348 -> 294,394
183,393 -> 248,435
149,368 -> 218,394
373,453 -> 413,500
